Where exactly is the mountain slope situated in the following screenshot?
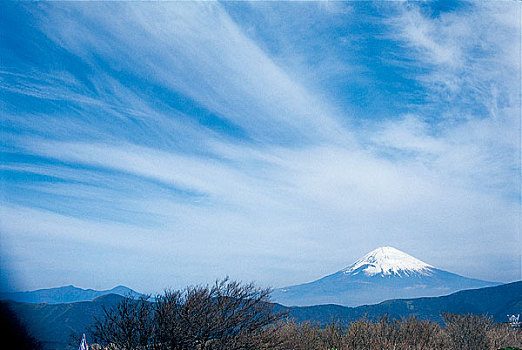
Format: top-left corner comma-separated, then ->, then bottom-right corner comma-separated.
5,282 -> 520,350
273,247 -> 499,306
4,294 -> 125,350
285,280 -> 522,325
0,285 -> 142,304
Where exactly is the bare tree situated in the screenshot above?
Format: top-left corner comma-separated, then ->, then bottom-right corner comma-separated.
153,290 -> 185,350
155,278 -> 286,350
90,296 -> 155,350
91,299 -> 522,350
442,313 -> 492,350
90,278 -> 285,350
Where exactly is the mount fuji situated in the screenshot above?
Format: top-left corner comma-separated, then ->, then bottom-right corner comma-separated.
272,247 -> 500,307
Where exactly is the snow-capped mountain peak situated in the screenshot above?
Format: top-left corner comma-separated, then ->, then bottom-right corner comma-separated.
342,246 -> 434,277
274,246 -> 497,306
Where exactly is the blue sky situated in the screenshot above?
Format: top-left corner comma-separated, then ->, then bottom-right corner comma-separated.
1,1 -> 520,293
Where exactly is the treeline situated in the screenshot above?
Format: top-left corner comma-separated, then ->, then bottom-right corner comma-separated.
265,315 -> 521,350
87,278 -> 521,350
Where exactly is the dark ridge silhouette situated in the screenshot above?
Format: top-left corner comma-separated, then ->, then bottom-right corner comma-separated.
0,301 -> 42,350
5,281 -> 521,349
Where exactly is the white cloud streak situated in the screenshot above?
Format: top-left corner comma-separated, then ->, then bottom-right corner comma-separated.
1,1 -> 520,292
36,2 -> 348,146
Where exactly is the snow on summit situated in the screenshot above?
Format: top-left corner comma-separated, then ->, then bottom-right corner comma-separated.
274,246 -> 497,306
342,247 -> 434,277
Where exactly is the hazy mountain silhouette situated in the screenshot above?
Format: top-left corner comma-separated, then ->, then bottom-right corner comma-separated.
4,281 -> 520,350
0,285 -> 142,304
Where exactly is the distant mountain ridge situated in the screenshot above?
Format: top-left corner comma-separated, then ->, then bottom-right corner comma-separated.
273,247 -> 499,306
4,281 -> 521,350
0,285 -> 142,304
285,281 -> 522,325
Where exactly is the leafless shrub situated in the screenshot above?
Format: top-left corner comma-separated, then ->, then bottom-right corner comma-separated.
442,313 -> 492,350
90,278 -> 285,350
392,315 -> 449,350
487,322 -> 522,350
260,313 -> 516,350
343,316 -> 372,350
266,319 -> 325,350
155,278 -> 285,350
90,296 -> 155,350
90,285 -> 521,350
322,319 -> 346,350
340,315 -> 448,350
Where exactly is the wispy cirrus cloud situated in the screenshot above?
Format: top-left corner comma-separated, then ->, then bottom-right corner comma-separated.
36,2 -> 347,145
0,1 -> 519,293
385,2 -> 520,117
